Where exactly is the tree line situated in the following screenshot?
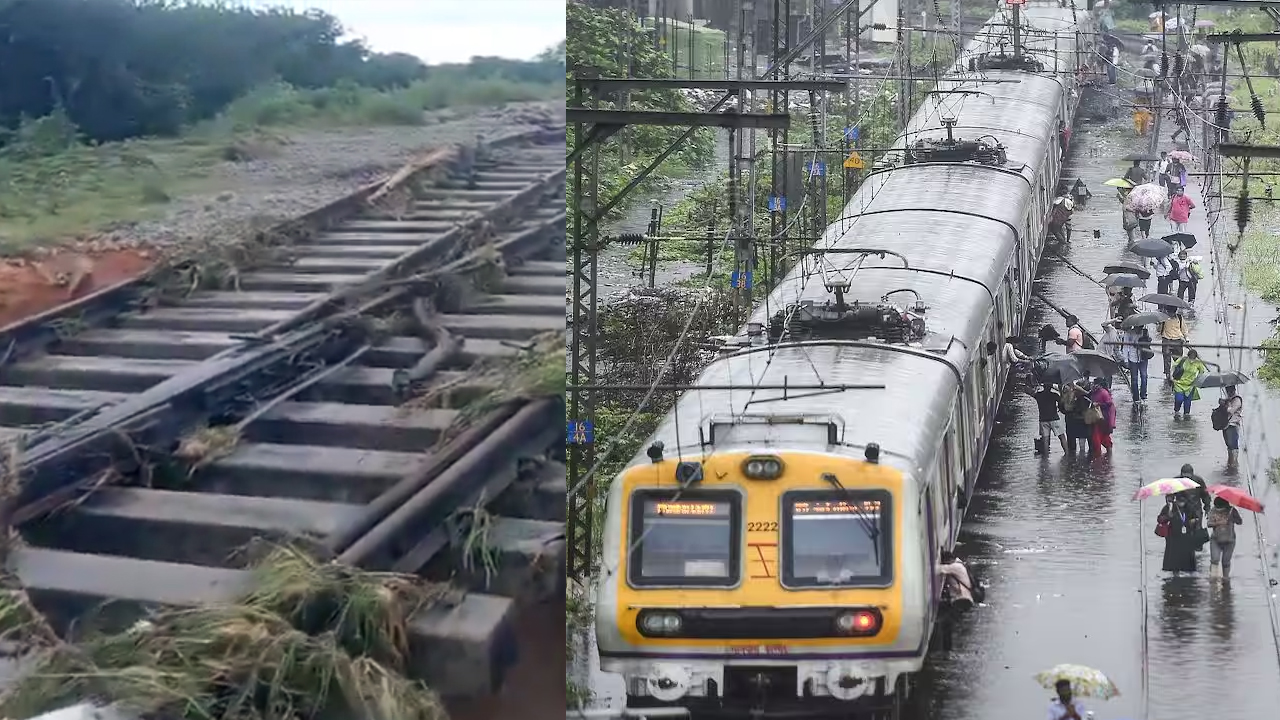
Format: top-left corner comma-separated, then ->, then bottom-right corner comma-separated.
0,0 -> 563,144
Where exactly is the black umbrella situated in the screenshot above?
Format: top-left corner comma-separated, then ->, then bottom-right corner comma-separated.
1161,232 -> 1197,249
1122,152 -> 1159,162
1195,370 -> 1250,388
1130,237 -> 1175,258
1103,261 -> 1151,279
1104,273 -> 1147,289
1139,292 -> 1192,310
1121,311 -> 1170,328
1070,349 -> 1122,378
1036,353 -> 1086,385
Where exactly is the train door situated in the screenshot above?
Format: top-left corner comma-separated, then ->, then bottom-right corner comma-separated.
955,389 -> 974,492
1005,267 -> 1022,332
933,436 -> 952,548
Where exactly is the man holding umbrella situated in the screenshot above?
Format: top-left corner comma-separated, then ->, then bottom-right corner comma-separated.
1211,383 -> 1245,470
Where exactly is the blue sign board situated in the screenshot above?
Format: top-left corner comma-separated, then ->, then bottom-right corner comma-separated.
767,195 -> 787,212
805,160 -> 826,177
730,271 -> 754,290
567,420 -> 594,445
843,126 -> 860,141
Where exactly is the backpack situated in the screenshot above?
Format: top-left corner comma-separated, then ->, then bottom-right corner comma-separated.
1079,327 -> 1096,350
1165,258 -> 1181,279
1211,399 -> 1230,431
1172,359 -> 1185,381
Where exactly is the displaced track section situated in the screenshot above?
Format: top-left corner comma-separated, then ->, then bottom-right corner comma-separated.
0,127 -> 567,703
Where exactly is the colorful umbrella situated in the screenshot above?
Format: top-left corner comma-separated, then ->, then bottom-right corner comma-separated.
1125,183 -> 1167,214
1035,664 -> 1121,700
1207,485 -> 1265,513
1133,477 -> 1201,501
1169,150 -> 1194,163
1104,178 -> 1134,188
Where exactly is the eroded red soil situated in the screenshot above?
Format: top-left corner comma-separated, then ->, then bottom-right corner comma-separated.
0,248 -> 155,328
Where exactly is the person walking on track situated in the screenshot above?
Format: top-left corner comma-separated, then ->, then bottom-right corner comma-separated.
1213,385 -> 1244,471
1158,310 -> 1188,380
1206,497 -> 1243,580
1166,185 -> 1197,232
1170,348 -> 1208,417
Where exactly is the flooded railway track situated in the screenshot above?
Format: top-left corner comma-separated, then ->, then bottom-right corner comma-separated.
0,128 -> 566,706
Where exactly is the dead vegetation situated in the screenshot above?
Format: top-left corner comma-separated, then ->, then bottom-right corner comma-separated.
173,425 -> 244,476
0,543 -> 459,720
404,327 -> 564,430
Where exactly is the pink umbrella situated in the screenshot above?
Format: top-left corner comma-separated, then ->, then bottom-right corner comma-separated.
1207,485 -> 1265,513
1168,150 -> 1193,163
1132,477 -> 1200,501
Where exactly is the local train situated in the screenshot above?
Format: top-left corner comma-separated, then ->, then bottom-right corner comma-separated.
594,4 -> 1094,718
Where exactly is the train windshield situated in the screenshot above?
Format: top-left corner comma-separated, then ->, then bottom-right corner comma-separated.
782,490 -> 893,587
628,491 -> 740,587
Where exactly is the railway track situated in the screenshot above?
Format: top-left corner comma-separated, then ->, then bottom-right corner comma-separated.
0,126 -> 566,703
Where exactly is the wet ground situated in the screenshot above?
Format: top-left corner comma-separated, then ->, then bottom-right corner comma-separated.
911,94 -> 1280,719
597,128 -> 730,300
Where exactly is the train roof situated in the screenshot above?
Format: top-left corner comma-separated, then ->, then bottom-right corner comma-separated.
623,3 -> 1084,474
646,341 -> 965,475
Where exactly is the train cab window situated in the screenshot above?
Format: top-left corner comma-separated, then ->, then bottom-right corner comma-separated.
780,490 -> 893,588
627,490 -> 741,587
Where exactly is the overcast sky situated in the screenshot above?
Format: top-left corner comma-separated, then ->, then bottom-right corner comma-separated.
234,0 -> 564,64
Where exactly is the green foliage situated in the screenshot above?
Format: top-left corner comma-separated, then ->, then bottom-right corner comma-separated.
566,1 -> 716,221
637,86 -> 901,273
0,54 -> 558,249
0,0 -> 563,146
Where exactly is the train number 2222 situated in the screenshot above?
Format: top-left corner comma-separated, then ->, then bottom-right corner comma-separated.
746,521 -> 778,532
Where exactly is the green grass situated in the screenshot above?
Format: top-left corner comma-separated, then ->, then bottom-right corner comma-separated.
0,76 -> 559,252
0,134 -> 240,253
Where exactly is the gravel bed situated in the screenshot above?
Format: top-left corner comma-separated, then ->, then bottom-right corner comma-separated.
101,102 -> 562,247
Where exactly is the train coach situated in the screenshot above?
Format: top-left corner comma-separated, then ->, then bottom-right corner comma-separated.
594,3 -> 1094,718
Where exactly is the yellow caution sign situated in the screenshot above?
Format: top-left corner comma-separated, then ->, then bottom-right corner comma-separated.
843,151 -> 865,169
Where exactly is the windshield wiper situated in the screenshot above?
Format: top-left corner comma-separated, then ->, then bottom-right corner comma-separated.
821,472 -> 882,568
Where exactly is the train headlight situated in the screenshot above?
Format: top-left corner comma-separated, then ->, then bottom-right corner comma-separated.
741,455 -> 784,480
834,609 -> 882,636
638,610 -> 684,636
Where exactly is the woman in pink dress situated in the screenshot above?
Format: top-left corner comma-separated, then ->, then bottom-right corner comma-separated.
1088,382 -> 1116,458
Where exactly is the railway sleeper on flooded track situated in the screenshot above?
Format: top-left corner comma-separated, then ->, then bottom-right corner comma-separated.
0,130 -> 567,701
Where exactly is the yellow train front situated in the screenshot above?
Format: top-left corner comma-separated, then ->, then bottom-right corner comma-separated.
595,444 -> 931,719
